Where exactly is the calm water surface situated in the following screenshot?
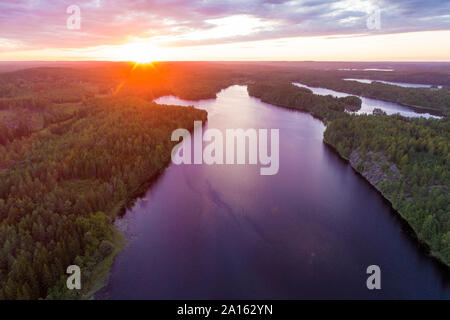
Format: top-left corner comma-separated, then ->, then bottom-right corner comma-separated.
97,85 -> 449,299
343,78 -> 442,89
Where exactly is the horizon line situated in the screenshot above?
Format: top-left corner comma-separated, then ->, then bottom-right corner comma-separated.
1,60 -> 450,63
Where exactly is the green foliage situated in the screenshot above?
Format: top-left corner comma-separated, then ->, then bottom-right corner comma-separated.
0,96 -> 207,299
247,81 -> 360,122
294,73 -> 450,115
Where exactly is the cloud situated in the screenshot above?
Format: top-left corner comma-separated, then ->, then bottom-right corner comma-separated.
0,0 -> 448,52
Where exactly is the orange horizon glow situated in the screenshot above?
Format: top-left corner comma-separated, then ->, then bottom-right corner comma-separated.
1,30 -> 450,62
1,1 -> 449,63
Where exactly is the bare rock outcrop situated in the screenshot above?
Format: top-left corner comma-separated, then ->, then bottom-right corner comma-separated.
348,150 -> 401,191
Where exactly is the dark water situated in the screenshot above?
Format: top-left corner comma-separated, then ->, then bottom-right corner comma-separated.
97,85 -> 449,299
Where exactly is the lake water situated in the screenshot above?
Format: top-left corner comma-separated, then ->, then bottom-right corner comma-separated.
343,79 -> 442,89
96,85 -> 449,299
293,82 -> 440,118
338,68 -> 394,72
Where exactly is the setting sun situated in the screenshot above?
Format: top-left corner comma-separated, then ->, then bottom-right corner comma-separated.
134,58 -> 153,64
132,53 -> 153,64
107,42 -> 163,64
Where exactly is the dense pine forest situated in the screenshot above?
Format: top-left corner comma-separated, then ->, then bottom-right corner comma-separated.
0,93 -> 206,299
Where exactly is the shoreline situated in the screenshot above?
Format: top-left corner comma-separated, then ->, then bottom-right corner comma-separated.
83,228 -> 126,299
248,81 -> 449,269
84,115 -> 208,300
323,138 -> 450,270
82,151 -> 178,299
85,87 -> 448,300
292,81 -> 447,117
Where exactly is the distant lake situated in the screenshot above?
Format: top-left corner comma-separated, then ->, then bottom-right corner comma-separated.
293,82 -> 440,118
97,85 -> 449,299
338,68 -> 394,72
343,78 -> 442,89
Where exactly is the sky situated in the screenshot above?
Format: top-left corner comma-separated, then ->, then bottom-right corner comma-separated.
0,0 -> 449,61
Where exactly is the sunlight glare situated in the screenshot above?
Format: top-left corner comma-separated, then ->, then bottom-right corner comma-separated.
113,42 -> 162,63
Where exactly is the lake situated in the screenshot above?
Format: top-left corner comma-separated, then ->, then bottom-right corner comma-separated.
96,85 -> 449,299
293,82 -> 440,118
343,78 -> 442,89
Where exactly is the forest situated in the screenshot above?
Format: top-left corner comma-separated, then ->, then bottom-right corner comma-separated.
247,81 -> 361,122
290,71 -> 450,115
0,94 -> 207,299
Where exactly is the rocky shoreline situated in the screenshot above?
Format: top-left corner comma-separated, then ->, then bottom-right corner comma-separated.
348,150 -> 402,192
324,141 -> 449,268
